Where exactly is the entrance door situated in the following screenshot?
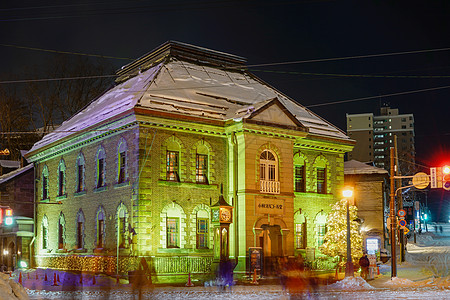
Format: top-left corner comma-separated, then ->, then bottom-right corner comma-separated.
259,224 -> 282,275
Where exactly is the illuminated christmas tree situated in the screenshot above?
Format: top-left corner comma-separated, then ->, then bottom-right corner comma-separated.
319,198 -> 363,266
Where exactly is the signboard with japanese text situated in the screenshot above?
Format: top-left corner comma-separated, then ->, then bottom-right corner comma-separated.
255,198 -> 284,215
249,247 -> 263,275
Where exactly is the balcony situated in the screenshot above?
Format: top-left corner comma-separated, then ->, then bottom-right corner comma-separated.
260,180 -> 280,194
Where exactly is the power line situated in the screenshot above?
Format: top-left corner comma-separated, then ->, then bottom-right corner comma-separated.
306,85 -> 450,108
245,47 -> 450,68
0,74 -> 117,84
0,44 -> 132,61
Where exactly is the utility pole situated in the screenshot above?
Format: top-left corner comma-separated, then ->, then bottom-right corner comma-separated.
389,147 -> 397,278
394,135 -> 405,262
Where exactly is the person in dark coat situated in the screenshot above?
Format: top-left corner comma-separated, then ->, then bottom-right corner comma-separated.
359,254 -> 370,280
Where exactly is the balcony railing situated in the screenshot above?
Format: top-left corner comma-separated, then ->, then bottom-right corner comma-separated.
260,180 -> 280,194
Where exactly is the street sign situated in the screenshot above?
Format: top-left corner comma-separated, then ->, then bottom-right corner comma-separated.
403,227 -> 410,235
398,219 -> 407,227
412,172 -> 430,189
398,209 -> 407,218
430,167 -> 443,188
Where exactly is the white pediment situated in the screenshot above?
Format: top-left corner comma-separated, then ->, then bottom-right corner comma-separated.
250,103 -> 298,127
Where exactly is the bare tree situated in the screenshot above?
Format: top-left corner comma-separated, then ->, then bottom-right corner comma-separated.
0,82 -> 38,160
23,54 -> 115,134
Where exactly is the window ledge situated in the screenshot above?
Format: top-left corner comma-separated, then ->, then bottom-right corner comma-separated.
56,194 -> 67,201
94,186 -> 108,193
74,190 -> 87,197
93,247 -> 105,253
72,248 -> 87,253
114,181 -> 130,189
40,198 -> 50,203
158,180 -> 217,189
56,249 -> 68,253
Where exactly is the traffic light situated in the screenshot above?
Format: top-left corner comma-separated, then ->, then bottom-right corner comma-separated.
443,165 -> 450,191
4,209 -> 13,226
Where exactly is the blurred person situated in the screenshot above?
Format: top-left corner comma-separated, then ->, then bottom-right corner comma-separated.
359,253 -> 370,280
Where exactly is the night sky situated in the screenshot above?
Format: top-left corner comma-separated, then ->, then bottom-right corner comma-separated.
1,0 -> 449,220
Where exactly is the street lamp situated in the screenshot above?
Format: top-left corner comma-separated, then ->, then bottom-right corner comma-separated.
343,186 -> 354,277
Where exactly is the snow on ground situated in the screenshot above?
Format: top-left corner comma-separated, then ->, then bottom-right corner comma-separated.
0,272 -> 29,300
327,276 -> 374,290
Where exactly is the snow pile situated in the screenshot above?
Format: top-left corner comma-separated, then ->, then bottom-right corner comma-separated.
384,277 -> 415,287
0,273 -> 29,300
327,276 -> 374,290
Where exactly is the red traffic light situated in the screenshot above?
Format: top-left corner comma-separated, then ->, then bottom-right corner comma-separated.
443,166 -> 450,191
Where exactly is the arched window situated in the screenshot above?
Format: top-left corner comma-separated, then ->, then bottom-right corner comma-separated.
117,138 -> 128,184
96,146 -> 106,188
42,165 -> 49,200
166,139 -> 180,182
57,159 -> 66,197
196,144 -> 209,184
260,149 -> 279,194
294,152 -> 307,193
58,212 -> 65,250
76,210 -> 85,249
294,211 -> 307,249
42,215 -> 49,250
116,203 -> 128,249
315,211 -> 327,248
161,203 -> 186,249
314,156 -> 328,194
76,152 -> 86,193
196,209 -> 209,249
96,207 -> 106,248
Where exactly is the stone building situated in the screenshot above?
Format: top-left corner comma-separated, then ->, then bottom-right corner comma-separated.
0,164 -> 34,270
344,160 -> 388,251
25,41 -> 354,280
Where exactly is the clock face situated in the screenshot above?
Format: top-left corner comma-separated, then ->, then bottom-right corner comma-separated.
220,208 -> 231,222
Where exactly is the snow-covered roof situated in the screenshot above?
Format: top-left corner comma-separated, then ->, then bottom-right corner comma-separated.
0,160 -> 20,169
0,163 -> 33,185
27,41 -> 350,157
344,160 -> 388,175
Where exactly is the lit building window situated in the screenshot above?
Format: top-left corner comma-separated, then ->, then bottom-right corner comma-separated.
76,210 -> 85,249
196,154 -> 208,184
196,218 -> 209,249
58,159 -> 66,197
295,222 -> 306,249
96,147 -> 106,188
317,224 -> 326,247
317,168 -> 326,194
166,151 -> 179,181
167,218 -> 179,248
58,213 -> 65,250
295,165 -> 306,192
76,152 -> 85,192
96,210 -> 105,248
117,138 -> 127,184
42,216 -> 48,250
42,165 -> 49,200
260,149 -> 280,194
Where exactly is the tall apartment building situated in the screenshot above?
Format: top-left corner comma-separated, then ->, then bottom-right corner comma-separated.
347,107 -> 415,174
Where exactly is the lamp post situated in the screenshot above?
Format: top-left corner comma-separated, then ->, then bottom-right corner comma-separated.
343,187 -> 354,277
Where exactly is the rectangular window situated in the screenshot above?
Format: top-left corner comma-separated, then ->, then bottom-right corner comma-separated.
295,165 -> 305,192
166,151 -> 179,181
167,218 -> 179,248
77,222 -> 83,249
317,224 -> 326,247
295,223 -> 306,249
42,176 -> 48,199
98,219 -> 104,248
317,168 -> 326,194
260,164 -> 266,181
77,165 -> 84,192
118,152 -> 126,183
196,218 -> 209,249
97,158 -> 105,187
268,164 -> 276,181
196,154 -> 208,184
58,170 -> 64,196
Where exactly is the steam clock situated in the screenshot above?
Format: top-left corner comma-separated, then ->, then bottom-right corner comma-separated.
211,192 -> 233,262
